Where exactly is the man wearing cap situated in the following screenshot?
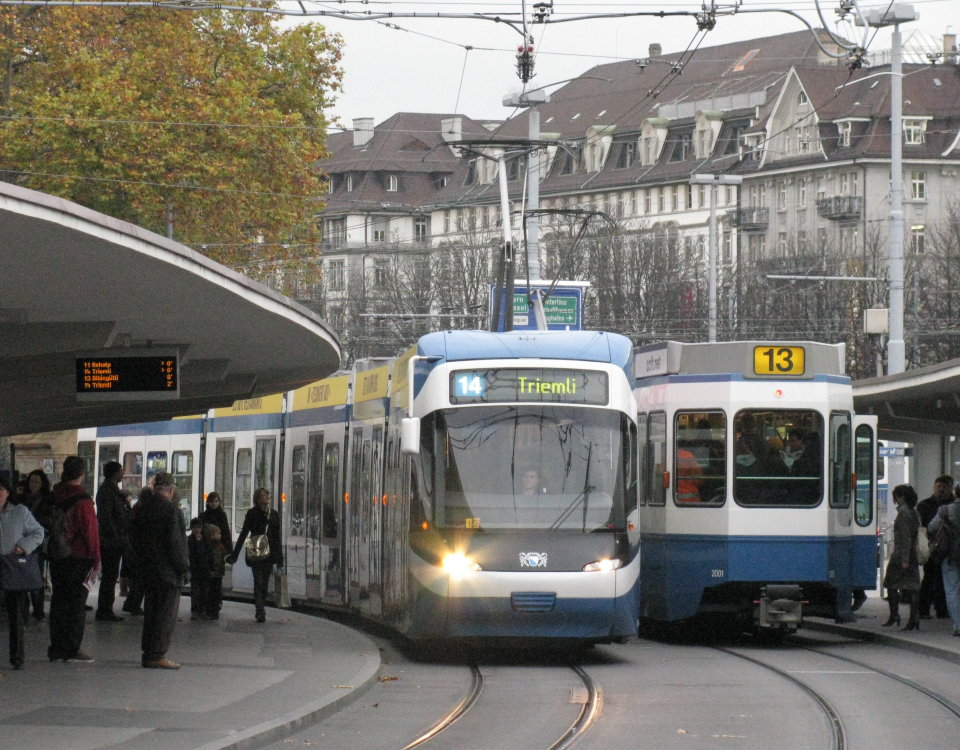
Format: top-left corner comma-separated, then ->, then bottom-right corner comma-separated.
129,472 -> 188,669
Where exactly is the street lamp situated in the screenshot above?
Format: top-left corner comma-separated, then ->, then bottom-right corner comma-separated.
690,173 -> 742,342
861,3 -> 917,374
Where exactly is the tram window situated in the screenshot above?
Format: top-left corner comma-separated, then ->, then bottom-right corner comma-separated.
830,412 -> 852,509
78,441 -> 96,497
214,439 -> 235,523
648,412 -> 667,507
236,448 -> 253,511
733,409 -> 823,507
98,443 -> 120,469
146,451 -> 167,486
637,414 -> 648,507
171,451 -> 193,526
855,424 -> 874,527
122,452 -> 143,496
321,442 -> 340,540
291,444 -> 307,539
674,411 -> 726,506
254,438 -> 276,499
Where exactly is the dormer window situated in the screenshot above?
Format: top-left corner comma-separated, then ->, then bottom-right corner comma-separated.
387,174 -> 399,191
903,118 -> 927,145
838,122 -> 851,148
616,142 -> 635,168
346,175 -> 353,192
798,91 -> 809,105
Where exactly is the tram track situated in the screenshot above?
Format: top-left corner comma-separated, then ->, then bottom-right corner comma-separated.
398,663 -> 601,750
714,647 -> 846,750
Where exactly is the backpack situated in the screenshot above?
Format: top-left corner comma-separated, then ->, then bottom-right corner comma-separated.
930,505 -> 960,565
35,497 -> 76,561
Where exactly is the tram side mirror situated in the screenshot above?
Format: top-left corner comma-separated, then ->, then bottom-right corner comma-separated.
401,417 -> 421,455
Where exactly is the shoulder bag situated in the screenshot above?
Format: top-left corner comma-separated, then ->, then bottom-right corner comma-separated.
917,526 -> 930,566
244,509 -> 271,564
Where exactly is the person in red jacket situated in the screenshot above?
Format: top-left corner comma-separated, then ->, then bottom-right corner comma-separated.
47,456 -> 100,663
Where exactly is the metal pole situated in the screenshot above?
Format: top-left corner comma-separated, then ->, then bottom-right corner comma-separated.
526,105 -> 541,280
887,22 -> 906,374
708,182 -> 718,342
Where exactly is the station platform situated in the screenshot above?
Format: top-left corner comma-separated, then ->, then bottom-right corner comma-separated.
805,591 -> 960,664
0,597 -> 381,750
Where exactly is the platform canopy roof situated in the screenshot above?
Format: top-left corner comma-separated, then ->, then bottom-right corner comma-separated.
854,358 -> 960,438
0,182 -> 340,435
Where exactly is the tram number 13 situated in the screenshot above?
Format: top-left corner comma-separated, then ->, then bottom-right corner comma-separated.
753,346 -> 805,376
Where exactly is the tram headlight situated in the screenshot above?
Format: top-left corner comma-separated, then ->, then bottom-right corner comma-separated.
582,558 -> 623,572
441,552 -> 482,574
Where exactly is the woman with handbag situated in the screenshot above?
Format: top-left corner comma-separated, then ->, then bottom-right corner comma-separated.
882,484 -> 922,631
0,475 -> 46,670
230,488 -> 282,623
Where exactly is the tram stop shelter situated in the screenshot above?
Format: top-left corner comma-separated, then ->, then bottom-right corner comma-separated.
0,182 -> 341,436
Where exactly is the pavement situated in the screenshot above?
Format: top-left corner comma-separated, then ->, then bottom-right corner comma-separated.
804,590 -> 960,664
0,595 -> 382,750
2,589 -> 958,750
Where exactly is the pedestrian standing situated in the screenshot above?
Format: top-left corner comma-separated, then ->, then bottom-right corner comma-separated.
45,456 -> 100,663
230,488 -> 282,623
129,472 -> 188,669
95,461 -> 130,622
929,487 -> 960,637
19,469 -> 53,621
882,484 -> 921,631
0,475 -> 45,669
917,475 -> 953,618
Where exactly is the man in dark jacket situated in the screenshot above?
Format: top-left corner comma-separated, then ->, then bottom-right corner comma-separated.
95,461 -> 130,622
917,475 -> 954,618
130,472 -> 188,669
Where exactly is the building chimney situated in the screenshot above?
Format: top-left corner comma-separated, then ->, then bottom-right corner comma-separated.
352,117 -> 374,148
649,43 -> 662,58
440,116 -> 463,143
945,31 -> 958,64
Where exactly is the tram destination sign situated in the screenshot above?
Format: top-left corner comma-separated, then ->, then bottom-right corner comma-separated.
76,351 -> 179,401
450,368 -> 608,405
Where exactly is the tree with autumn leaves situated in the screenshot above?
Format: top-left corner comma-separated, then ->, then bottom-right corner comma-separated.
0,6 -> 342,288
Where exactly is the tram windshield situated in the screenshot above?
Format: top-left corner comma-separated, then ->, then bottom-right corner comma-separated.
419,405 -> 635,532
732,409 -> 824,506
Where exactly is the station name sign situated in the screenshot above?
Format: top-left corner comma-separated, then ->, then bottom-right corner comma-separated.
76,351 -> 179,401
450,368 -> 608,405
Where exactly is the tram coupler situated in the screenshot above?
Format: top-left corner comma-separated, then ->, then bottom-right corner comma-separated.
754,584 -> 804,631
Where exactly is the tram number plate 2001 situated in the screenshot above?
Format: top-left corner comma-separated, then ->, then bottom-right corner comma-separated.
753,346 -> 805,376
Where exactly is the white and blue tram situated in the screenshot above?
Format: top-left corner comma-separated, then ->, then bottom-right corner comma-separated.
632,341 -> 878,631
79,329 -> 642,644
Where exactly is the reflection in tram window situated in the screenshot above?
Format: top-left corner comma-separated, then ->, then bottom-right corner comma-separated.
171,450 -> 193,527
122,452 -> 143,496
236,448 -> 252,511
733,409 -> 824,506
421,405 -> 634,532
214,439 -> 235,526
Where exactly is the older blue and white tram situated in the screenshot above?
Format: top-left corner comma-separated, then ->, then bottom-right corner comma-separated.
633,341 -> 877,631
392,330 -> 641,642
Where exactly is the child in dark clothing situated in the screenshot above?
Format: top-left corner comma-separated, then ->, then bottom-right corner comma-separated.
204,523 -> 228,619
188,518 -> 212,620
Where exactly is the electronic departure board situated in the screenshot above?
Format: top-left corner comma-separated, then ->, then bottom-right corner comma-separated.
76,353 -> 179,401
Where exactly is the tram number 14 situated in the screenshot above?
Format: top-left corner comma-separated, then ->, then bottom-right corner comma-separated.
753,346 -> 805,376
454,373 -> 486,398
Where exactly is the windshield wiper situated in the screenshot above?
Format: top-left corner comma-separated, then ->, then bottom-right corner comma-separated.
549,443 -> 593,532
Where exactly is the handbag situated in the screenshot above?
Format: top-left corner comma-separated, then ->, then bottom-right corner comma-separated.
244,534 -> 270,562
917,527 -> 930,565
0,550 -> 43,591
244,509 -> 272,563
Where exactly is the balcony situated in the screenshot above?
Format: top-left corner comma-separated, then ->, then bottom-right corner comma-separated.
816,195 -> 863,222
731,206 -> 769,232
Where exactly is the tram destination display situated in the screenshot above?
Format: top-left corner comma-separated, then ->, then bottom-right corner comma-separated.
450,368 -> 608,405
76,352 -> 179,401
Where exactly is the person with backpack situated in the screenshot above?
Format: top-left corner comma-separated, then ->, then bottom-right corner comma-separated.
929,485 -> 960,637
45,456 -> 100,663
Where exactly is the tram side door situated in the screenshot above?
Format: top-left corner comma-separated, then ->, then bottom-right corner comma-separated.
852,416 -> 879,590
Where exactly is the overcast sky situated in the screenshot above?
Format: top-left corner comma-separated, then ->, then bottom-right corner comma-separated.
307,0 -> 957,130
